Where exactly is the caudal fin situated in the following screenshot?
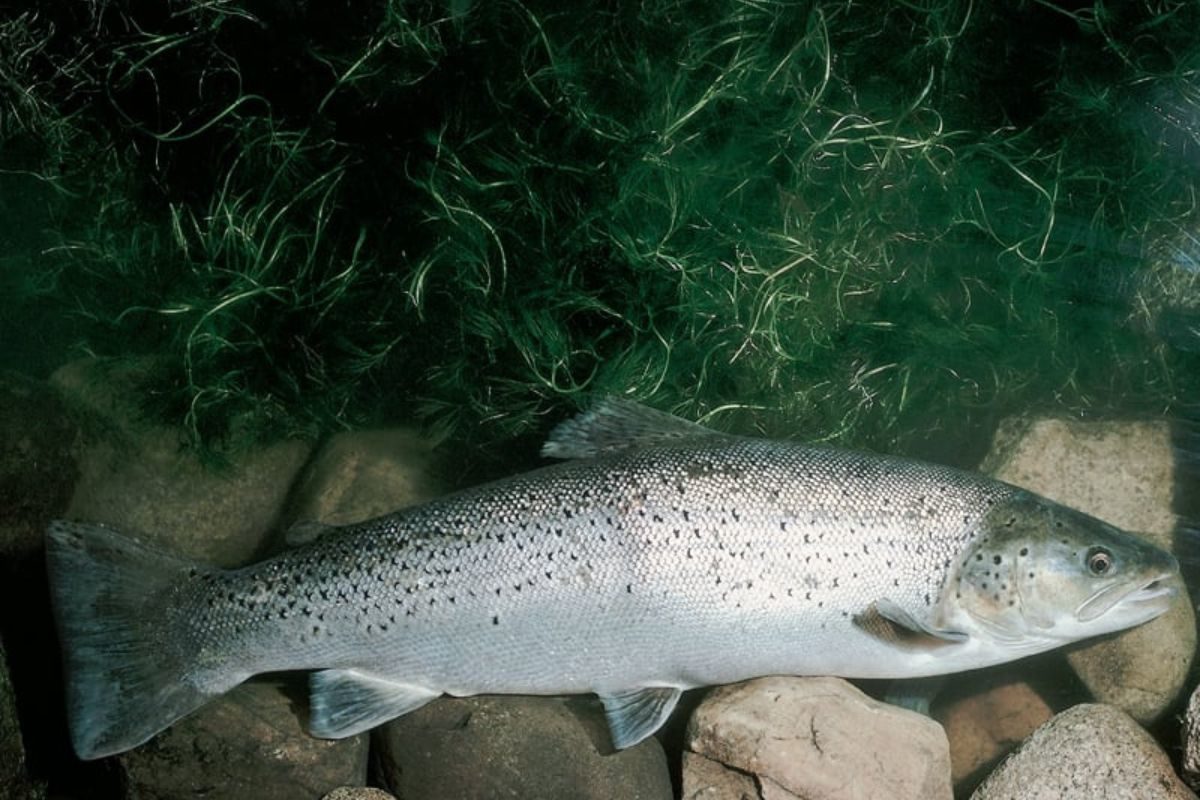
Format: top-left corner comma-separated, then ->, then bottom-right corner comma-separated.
45,520 -> 233,759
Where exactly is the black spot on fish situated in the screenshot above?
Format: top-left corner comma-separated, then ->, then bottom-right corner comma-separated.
492,615 -> 500,626
976,554 -> 983,561
993,555 -> 1003,565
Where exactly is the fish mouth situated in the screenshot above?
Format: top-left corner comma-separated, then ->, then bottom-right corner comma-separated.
1075,573 -> 1178,622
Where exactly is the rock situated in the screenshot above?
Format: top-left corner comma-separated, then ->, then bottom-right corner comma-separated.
118,679 -> 368,799
0,373 -> 76,799
938,670 -> 1054,788
0,637 -> 43,800
0,371 -> 80,560
283,427 -> 444,542
682,750 -> 760,800
52,358 -> 311,567
971,703 -> 1196,800
1182,684 -> 1200,790
321,788 -> 397,800
982,417 -> 1196,723
686,676 -> 952,800
375,694 -> 672,800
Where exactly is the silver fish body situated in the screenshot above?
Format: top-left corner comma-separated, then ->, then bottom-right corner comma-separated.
46,400 -> 1181,759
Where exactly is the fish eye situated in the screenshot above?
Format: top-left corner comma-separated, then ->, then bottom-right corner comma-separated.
1086,547 -> 1114,576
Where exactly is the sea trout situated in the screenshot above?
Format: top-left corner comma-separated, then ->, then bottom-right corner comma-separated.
46,399 -> 1180,760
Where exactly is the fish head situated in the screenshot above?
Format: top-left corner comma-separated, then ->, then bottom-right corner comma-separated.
950,495 -> 1180,647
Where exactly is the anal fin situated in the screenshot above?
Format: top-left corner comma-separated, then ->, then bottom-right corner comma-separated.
310,668 -> 439,738
597,686 -> 683,750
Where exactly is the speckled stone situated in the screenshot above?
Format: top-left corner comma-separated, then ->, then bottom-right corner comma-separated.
682,750 -> 760,800
118,679 -> 368,800
971,703 -> 1196,800
1181,684 -> 1200,790
983,417 -> 1195,724
687,676 -> 952,800
0,637 -> 37,798
321,788 -> 397,800
375,694 -> 672,800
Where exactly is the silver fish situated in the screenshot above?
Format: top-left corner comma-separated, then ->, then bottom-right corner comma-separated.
45,399 -> 1180,760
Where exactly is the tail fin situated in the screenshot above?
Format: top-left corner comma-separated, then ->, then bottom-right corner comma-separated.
45,520 -> 235,760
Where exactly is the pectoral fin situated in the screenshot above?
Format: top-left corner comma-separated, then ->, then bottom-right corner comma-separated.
310,668 -> 440,738
853,598 -> 968,651
875,598 -> 968,642
597,686 -> 683,749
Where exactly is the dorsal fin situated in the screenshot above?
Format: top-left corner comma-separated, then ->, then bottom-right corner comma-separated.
541,398 -> 731,459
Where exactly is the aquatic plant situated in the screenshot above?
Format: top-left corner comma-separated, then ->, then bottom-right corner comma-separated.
1,0 -> 1198,468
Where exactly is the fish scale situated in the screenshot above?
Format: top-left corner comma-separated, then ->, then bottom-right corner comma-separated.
45,399 -> 1182,759
184,440 -> 1008,689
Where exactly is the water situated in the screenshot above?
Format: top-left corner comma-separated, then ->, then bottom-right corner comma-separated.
2,1 -> 1199,797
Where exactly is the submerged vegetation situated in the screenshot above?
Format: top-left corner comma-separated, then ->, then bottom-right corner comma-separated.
2,0 -> 1199,464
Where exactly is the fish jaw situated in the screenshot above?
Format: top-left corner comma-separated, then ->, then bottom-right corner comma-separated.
1074,569 -> 1178,625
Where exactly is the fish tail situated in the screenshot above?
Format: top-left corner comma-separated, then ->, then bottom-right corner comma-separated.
45,520 -> 235,760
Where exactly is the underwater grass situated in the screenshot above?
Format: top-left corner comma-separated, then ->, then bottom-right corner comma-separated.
3,0 -> 1199,469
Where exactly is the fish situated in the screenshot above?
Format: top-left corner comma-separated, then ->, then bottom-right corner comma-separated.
45,398 -> 1181,760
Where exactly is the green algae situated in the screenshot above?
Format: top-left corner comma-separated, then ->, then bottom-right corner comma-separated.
2,0 -> 1198,467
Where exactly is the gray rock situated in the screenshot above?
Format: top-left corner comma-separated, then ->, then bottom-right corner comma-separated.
52,358 -> 311,567
1181,684 -> 1200,790
971,703 -> 1196,800
0,371 -> 79,560
983,417 -> 1196,723
682,751 -> 760,800
282,427 -> 444,543
119,679 -> 368,800
321,788 -> 397,800
0,637 -> 43,800
687,676 -> 952,800
374,694 -> 672,800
